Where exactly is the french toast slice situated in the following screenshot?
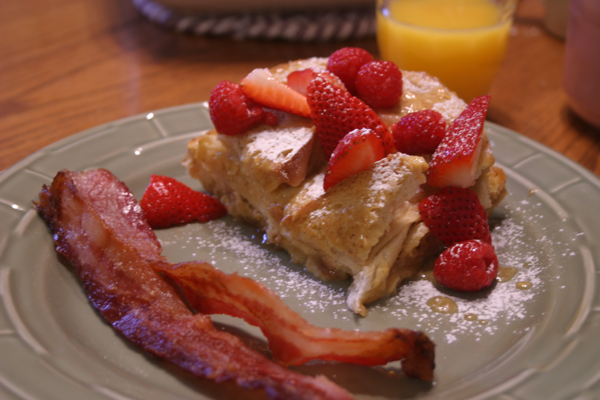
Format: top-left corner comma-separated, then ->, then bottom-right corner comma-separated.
184,59 -> 507,316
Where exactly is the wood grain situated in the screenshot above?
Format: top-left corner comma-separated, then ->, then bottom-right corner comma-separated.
1,0 -> 598,175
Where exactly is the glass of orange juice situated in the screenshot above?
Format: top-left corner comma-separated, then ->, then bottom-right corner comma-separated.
376,0 -> 516,102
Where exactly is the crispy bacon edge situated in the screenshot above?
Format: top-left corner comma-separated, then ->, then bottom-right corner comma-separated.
153,260 -> 435,381
35,169 -> 354,400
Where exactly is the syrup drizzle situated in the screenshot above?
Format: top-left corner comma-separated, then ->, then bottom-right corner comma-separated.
496,266 -> 518,283
427,296 -> 458,314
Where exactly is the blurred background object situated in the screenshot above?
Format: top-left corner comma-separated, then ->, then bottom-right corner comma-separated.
563,0 -> 600,128
132,0 -> 376,41
0,0 -> 598,176
141,0 -> 374,13
542,0 -> 570,38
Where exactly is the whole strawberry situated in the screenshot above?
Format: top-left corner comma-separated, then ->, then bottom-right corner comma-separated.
306,72 -> 395,158
392,109 -> 447,155
418,186 -> 491,246
434,239 -> 499,291
427,95 -> 491,187
324,128 -> 385,191
326,47 -> 374,95
140,175 -> 227,229
355,60 -> 403,109
209,80 -> 267,136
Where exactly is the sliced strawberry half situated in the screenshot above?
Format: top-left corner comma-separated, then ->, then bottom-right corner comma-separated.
427,95 -> 491,188
306,72 -> 396,159
240,68 -> 311,118
323,128 -> 385,191
140,175 -> 227,229
286,68 -> 318,97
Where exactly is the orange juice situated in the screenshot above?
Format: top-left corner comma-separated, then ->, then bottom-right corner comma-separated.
377,0 -> 514,101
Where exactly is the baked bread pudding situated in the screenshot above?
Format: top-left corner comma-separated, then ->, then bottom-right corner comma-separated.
184,49 -> 507,316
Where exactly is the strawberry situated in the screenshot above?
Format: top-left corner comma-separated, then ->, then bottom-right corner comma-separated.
355,60 -> 403,109
434,239 -> 499,291
263,111 -> 278,126
323,128 -> 385,191
209,80 -> 266,136
306,72 -> 395,158
391,109 -> 446,155
240,68 -> 311,118
140,175 -> 227,229
286,68 -> 318,97
427,95 -> 491,187
326,47 -> 374,94
418,186 -> 491,246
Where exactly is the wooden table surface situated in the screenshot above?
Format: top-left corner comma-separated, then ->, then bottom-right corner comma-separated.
1,0 -> 599,176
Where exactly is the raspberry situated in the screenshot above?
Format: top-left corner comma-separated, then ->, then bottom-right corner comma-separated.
326,47 -> 374,95
392,109 -> 446,155
263,111 -> 278,126
419,187 -> 491,246
355,61 -> 403,109
434,239 -> 499,291
209,80 -> 265,136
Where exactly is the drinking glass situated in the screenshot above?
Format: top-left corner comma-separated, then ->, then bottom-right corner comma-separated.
376,0 -> 517,102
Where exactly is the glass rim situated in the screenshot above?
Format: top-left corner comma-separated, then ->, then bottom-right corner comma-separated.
378,0 -> 517,33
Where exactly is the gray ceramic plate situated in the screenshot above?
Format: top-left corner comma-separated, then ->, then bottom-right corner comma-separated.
1,102 -> 599,400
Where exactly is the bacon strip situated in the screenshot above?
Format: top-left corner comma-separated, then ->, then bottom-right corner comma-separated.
153,260 -> 435,381
36,169 -> 354,400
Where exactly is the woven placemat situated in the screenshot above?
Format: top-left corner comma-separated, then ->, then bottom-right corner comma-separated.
132,0 -> 376,41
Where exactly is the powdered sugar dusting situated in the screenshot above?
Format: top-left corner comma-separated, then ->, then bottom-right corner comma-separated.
302,174 -> 325,201
432,98 -> 467,122
402,71 -> 443,94
247,125 -> 313,164
372,204 -> 550,344
161,219 -> 352,320
401,70 -> 467,123
159,196 -> 571,343
368,154 -> 423,194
